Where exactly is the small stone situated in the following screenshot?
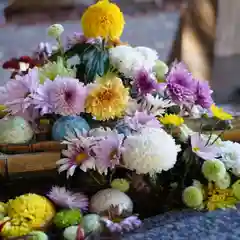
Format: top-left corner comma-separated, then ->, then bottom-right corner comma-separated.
28,231 -> 48,240
0,116 -> 33,144
63,226 -> 84,240
90,188 -> 133,214
82,214 -> 101,234
52,116 -> 90,141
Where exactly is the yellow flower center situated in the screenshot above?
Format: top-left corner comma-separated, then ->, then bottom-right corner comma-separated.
75,152 -> 87,164
193,147 -> 200,152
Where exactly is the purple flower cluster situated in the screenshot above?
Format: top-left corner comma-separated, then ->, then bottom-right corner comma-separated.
101,216 -> 142,233
133,69 -> 160,96
165,62 -> 213,109
0,68 -> 87,121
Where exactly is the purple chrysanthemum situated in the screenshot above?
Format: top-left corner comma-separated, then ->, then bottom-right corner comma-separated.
91,131 -> 124,174
47,186 -> 89,211
0,67 -> 39,116
101,216 -> 142,233
48,76 -> 87,116
124,111 -> 162,131
67,32 -> 99,47
134,69 -> 160,96
166,62 -> 197,105
195,79 -> 213,109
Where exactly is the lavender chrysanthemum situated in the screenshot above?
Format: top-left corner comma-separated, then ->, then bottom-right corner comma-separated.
124,111 -> 162,131
33,79 -> 54,115
195,80 -> 213,109
91,131 -> 124,174
0,67 -> 39,116
134,69 -> 160,96
48,76 -> 87,116
101,216 -> 142,233
47,186 -> 88,211
166,62 -> 197,105
67,32 -> 100,47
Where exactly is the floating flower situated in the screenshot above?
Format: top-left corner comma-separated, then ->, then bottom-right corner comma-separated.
124,111 -> 161,131
53,209 -> 82,229
91,131 -> 124,174
166,62 -> 197,105
195,80 -> 213,109
1,194 -> 55,238
134,69 -> 160,96
215,172 -> 231,190
122,127 -> 181,175
206,183 -> 237,211
81,0 -> 125,40
219,141 -> 240,176
56,135 -> 96,178
109,45 -> 145,78
182,186 -> 203,208
202,159 -> 226,182
0,67 -> 39,116
47,24 -> 64,38
210,104 -> 233,120
111,178 -> 130,192
32,79 -> 54,115
48,76 -> 87,116
159,114 -> 184,127
135,46 -> 159,70
101,215 -> 142,233
153,60 -> 169,81
39,57 -> 76,83
47,186 -> 88,211
191,133 -> 219,160
85,76 -> 129,120
232,180 -> 240,200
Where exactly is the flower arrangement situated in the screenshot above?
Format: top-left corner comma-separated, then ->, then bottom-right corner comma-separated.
0,0 -> 240,239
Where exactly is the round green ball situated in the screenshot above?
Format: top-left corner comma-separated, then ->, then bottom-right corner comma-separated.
215,172 -> 231,189
28,231 -> 48,240
47,24 -> 64,38
53,209 -> 82,229
182,186 -> 203,208
82,214 -> 101,234
202,159 -> 226,182
111,178 -> 130,192
232,180 -> 240,200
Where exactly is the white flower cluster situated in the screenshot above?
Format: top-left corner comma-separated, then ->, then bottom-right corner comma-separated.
122,127 -> 181,175
220,141 -> 240,176
109,46 -> 158,78
126,94 -> 175,116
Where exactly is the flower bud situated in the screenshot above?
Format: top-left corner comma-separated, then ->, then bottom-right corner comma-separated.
47,24 -> 64,38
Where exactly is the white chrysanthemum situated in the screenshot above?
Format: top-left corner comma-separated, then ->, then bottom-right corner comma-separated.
125,94 -> 174,117
135,46 -> 158,69
109,46 -> 158,78
122,127 -> 181,175
219,141 -> 240,176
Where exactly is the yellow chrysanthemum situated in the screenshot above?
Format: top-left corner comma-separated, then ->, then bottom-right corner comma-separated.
81,0 -> 125,40
210,104 -> 233,121
1,194 -> 55,238
159,114 -> 184,127
85,76 -> 129,121
205,183 -> 237,211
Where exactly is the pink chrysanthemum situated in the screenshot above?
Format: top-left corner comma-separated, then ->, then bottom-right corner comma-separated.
0,67 -> 39,116
56,134 -> 96,178
48,76 -> 87,116
91,131 -> 124,174
47,186 -> 88,211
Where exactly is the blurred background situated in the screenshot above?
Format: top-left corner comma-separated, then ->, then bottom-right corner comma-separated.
0,0 -> 239,109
